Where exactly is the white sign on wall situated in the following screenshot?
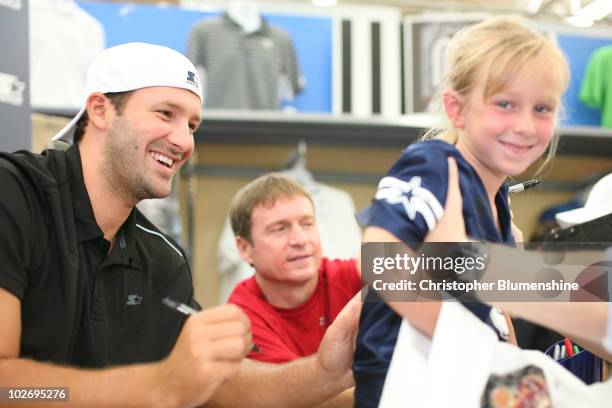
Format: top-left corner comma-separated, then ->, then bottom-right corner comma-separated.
0,0 -> 30,151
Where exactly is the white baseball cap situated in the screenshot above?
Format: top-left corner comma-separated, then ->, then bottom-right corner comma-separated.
555,173 -> 612,229
52,42 -> 203,144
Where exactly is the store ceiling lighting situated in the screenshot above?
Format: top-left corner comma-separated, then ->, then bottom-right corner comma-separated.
566,0 -> 612,28
576,0 -> 612,21
565,15 -> 595,27
569,0 -> 581,15
312,0 -> 337,7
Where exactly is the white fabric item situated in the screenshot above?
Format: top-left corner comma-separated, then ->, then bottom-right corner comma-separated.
381,302 -> 612,407
490,344 -> 612,407
380,304 -> 496,408
29,0 -> 105,111
52,42 -> 203,144
217,180 -> 361,303
556,173 -> 612,229
379,319 -> 431,408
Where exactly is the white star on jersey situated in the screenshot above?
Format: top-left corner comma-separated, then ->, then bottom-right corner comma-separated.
375,176 -> 444,231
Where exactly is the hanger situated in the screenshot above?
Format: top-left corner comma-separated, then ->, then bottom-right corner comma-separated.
283,140 -> 315,188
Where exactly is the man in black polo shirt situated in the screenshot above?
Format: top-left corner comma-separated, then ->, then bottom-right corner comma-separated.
0,42 -> 359,407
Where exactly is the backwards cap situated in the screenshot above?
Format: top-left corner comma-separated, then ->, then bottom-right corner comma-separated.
52,42 -> 202,144
556,173 -> 612,229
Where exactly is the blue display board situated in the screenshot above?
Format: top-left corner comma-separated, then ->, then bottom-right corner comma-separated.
77,1 -> 332,113
557,34 -> 612,126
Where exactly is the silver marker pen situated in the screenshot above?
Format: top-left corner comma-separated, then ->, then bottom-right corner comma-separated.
509,179 -> 540,193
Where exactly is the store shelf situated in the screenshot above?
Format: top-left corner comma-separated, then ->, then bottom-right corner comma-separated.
555,126 -> 612,157
35,108 -> 612,157
193,111 -> 437,148
194,111 -> 612,157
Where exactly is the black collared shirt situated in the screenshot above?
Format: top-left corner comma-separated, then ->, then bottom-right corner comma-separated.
0,145 -> 197,367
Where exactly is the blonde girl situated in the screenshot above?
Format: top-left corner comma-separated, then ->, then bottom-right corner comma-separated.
353,16 -> 570,408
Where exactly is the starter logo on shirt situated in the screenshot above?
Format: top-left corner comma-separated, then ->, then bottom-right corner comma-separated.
375,176 -> 443,231
126,295 -> 143,305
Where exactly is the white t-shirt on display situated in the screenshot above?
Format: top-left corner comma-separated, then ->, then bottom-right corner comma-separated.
29,0 -> 105,109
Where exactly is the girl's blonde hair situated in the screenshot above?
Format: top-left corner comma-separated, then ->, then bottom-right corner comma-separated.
421,16 -> 570,175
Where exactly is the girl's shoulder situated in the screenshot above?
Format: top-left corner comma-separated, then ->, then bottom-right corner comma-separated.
389,140 -> 465,181
401,139 -> 462,161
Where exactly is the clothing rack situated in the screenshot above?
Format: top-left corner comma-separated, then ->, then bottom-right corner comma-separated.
283,139 -> 307,170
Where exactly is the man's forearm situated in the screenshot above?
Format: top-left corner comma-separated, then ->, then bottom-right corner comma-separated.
491,302 -> 607,343
0,358 -> 173,408
313,388 -> 354,408
208,357 -> 352,408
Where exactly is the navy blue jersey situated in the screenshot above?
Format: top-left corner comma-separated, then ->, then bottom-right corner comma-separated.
354,140 -> 515,408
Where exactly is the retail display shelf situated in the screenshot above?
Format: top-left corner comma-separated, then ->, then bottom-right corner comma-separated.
36,109 -> 612,157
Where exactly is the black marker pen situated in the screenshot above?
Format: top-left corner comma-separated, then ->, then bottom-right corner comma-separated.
508,179 -> 540,193
162,297 -> 261,353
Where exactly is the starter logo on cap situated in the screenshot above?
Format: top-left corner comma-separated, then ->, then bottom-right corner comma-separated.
0,72 -> 25,107
186,70 -> 199,89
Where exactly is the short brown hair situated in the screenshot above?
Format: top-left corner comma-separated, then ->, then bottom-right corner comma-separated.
229,173 -> 313,244
73,91 -> 133,143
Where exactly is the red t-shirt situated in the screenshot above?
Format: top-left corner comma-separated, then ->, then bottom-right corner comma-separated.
228,258 -> 362,363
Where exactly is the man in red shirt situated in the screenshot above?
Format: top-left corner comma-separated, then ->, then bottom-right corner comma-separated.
228,173 -> 362,363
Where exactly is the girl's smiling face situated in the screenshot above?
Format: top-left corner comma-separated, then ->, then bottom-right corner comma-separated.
453,63 -> 562,184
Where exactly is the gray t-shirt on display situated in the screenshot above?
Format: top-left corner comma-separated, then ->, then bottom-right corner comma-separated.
187,15 -> 304,110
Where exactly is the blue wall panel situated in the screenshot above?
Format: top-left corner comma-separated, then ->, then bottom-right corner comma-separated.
557,34 -> 612,127
77,1 -> 332,113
